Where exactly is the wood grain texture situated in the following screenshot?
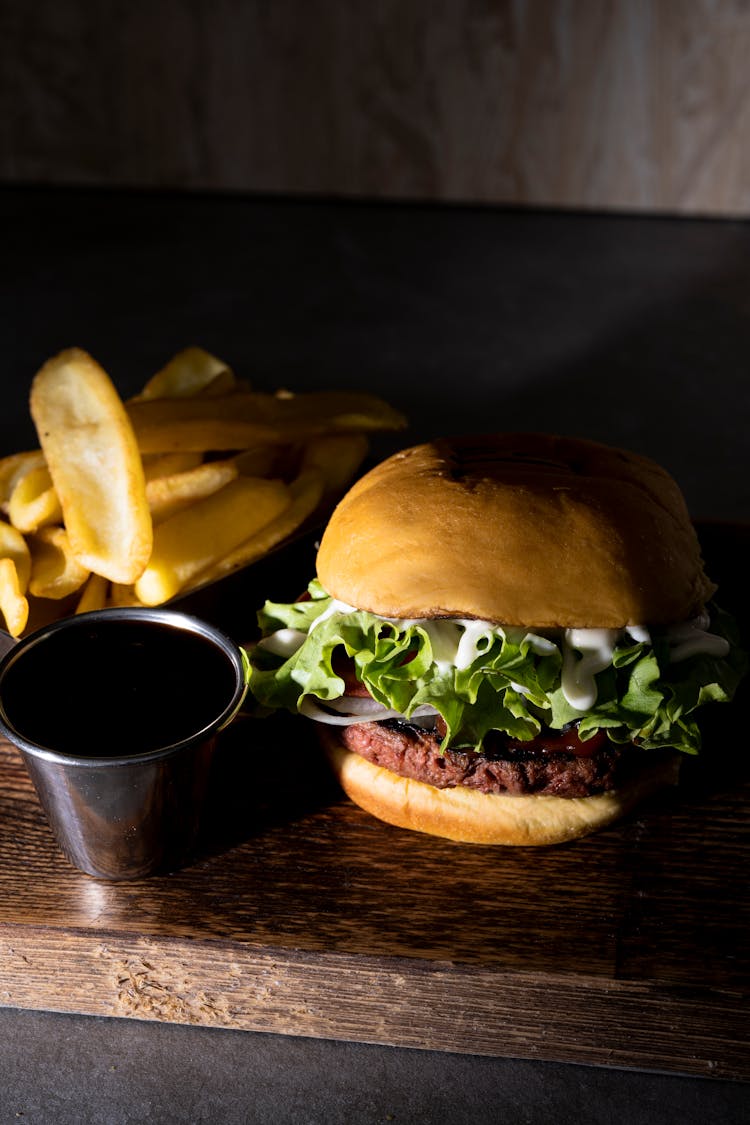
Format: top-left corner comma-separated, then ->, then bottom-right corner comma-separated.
1,926 -> 746,1076
0,523 -> 747,1077
1,1 -> 749,215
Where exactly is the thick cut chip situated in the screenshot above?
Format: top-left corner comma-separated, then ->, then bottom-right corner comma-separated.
30,349 -> 153,584
28,526 -> 91,599
0,558 -> 29,637
146,459 -> 239,524
126,390 -> 406,453
182,469 -> 324,591
0,520 -> 31,637
8,464 -> 62,532
75,572 -> 109,615
232,445 -> 299,480
0,450 -> 46,513
301,432 -> 369,495
141,451 -> 203,482
135,347 -> 235,401
134,476 -> 290,605
4,344 -> 404,631
197,370 -> 239,397
108,582 -> 142,608
0,520 -> 31,590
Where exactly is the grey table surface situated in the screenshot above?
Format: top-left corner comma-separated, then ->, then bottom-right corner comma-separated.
1,185 -> 748,1124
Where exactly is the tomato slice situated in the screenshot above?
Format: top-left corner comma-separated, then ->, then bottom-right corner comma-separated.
506,727 -> 608,757
331,645 -> 608,757
331,650 -> 372,697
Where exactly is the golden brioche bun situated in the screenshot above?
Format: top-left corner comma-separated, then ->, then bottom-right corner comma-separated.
315,432 -> 714,628
320,730 -> 681,846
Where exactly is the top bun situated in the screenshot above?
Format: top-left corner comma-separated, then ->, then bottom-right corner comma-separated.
315,433 -> 715,628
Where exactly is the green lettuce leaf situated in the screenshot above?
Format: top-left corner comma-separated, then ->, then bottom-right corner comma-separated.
247,584 -> 747,756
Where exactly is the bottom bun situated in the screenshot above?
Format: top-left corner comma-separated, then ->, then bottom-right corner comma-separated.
319,729 -> 682,846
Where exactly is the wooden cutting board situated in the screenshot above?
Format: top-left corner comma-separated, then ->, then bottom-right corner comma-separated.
0,524 -> 747,1080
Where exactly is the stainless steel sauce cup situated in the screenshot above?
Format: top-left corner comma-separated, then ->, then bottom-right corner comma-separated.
0,608 -> 248,880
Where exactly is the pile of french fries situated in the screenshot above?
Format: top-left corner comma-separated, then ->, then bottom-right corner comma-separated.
0,346 -> 406,637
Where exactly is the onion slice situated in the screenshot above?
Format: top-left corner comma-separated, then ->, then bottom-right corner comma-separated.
298,695 -> 439,727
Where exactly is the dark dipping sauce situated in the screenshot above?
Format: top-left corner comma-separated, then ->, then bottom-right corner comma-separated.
0,618 -> 238,758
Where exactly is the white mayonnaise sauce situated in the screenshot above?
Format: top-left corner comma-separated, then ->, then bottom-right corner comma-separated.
454,621 -> 495,669
416,619 -> 463,669
559,618 -> 728,710
260,601 -> 730,713
561,628 -> 619,711
307,597 -> 358,632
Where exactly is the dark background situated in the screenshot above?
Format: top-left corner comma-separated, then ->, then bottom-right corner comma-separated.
5,188 -> 750,522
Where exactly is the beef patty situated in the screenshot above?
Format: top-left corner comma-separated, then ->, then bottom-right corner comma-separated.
337,719 -> 652,798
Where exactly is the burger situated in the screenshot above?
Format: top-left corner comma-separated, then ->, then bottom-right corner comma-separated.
247,433 -> 745,845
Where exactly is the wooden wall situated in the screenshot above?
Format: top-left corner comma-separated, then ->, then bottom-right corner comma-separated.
2,0 -> 749,216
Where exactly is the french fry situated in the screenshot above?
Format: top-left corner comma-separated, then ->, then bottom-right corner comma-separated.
0,520 -> 31,638
74,572 -> 109,615
134,347 -> 235,401
141,451 -> 203,482
0,450 -> 46,513
126,390 -> 406,453
0,558 -> 29,637
146,459 -> 239,523
30,348 -> 153,584
2,345 -> 406,630
0,519 -> 31,589
232,444 -> 301,481
108,582 -> 143,608
7,463 -> 63,532
182,469 -> 324,591
197,369 -> 238,397
28,526 -> 91,599
134,476 -> 291,606
301,432 -> 370,495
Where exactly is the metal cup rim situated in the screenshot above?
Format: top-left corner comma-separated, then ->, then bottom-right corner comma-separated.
0,606 -> 248,767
